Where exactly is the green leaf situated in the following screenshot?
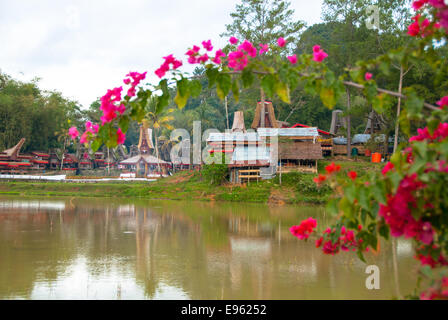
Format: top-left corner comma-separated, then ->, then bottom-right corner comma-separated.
241,68 -> 254,88
261,74 -> 276,98
174,78 -> 190,109
357,250 -> 366,263
371,180 -> 387,205
119,116 -> 130,133
345,184 -> 357,203
326,198 -> 340,216
216,73 -> 232,100
205,68 -> 219,88
339,197 -> 354,220
231,80 -> 240,103
189,80 -> 202,98
378,223 -> 390,240
274,80 -> 290,103
388,171 -> 402,193
320,87 -> 336,109
91,138 -> 102,153
404,89 -> 424,119
157,79 -> 170,113
358,188 -> 369,210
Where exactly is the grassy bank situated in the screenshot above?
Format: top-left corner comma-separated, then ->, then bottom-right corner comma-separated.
0,160 -> 382,204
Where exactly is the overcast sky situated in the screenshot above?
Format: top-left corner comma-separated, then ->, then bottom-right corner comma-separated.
0,0 -> 323,109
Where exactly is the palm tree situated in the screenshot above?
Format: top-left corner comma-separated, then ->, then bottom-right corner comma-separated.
144,97 -> 174,176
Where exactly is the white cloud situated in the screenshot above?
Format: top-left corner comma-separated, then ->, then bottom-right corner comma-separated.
0,0 -> 323,108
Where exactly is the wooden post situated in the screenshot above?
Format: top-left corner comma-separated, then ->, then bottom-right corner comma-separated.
394,66 -> 404,153
346,88 -> 352,158
225,96 -> 229,130
260,88 -> 266,128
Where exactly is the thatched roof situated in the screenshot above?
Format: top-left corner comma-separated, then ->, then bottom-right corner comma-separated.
251,101 -> 279,129
279,141 -> 323,160
232,111 -> 246,132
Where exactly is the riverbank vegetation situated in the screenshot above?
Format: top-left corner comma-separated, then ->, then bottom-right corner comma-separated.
0,160 -> 382,204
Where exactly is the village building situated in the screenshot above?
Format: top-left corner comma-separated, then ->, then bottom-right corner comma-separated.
207,103 -> 324,183
0,138 -> 32,172
119,122 -> 170,177
31,151 -> 50,170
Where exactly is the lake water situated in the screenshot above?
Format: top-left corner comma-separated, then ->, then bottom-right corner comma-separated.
0,196 -> 417,299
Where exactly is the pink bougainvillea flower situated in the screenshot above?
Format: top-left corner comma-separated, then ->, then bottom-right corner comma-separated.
287,54 -> 297,64
437,96 -> 448,108
117,104 -> 126,115
123,78 -> 131,85
202,40 -> 213,51
412,0 -> 426,11
365,72 -> 373,81
116,128 -> 126,145
290,217 -> 317,240
238,40 -> 257,57
80,131 -> 89,144
228,50 -> 248,70
229,36 -> 239,45
313,45 -> 328,62
277,37 -> 286,47
197,53 -> 209,63
382,162 -> 395,175
259,43 -> 269,55
68,127 -> 79,140
212,49 -> 226,64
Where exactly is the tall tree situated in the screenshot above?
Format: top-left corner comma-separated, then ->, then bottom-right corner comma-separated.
221,0 -> 305,53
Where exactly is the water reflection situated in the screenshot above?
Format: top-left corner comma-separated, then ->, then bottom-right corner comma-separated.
0,197 -> 418,299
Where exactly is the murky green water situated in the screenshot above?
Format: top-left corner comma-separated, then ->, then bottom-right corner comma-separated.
0,196 -> 417,299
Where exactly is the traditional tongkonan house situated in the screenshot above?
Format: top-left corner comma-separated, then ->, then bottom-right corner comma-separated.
61,154 -> 78,172
31,151 -> 50,170
0,138 -> 32,172
207,110 -> 276,183
94,152 -> 106,168
79,151 -> 93,170
119,122 -> 171,177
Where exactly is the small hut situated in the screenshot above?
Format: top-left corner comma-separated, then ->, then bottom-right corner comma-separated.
258,127 -> 322,173
120,154 -> 171,177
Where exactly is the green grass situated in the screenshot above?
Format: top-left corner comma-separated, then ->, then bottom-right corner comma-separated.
0,160 -> 382,204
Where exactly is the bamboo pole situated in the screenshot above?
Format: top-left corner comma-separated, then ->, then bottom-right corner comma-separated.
346,87 -> 352,158
260,88 -> 266,128
225,96 -> 229,130
394,66 -> 404,153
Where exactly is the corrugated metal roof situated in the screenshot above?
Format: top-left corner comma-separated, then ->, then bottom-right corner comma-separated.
257,127 -> 319,137
207,132 -> 260,142
333,134 -> 394,145
231,146 -> 271,162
